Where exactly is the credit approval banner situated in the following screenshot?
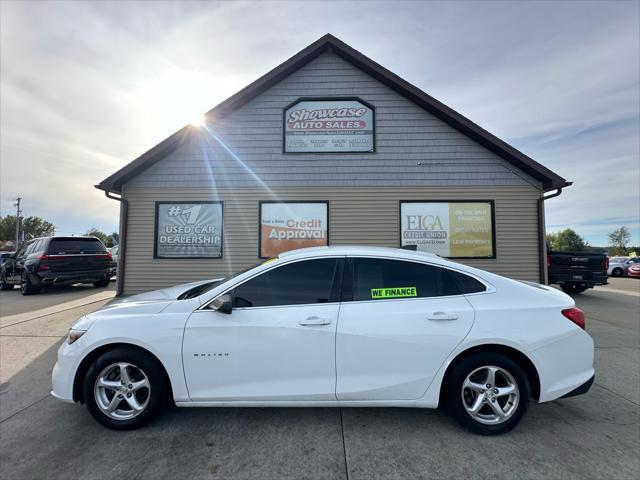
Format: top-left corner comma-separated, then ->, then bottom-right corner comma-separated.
400,201 -> 494,258
260,202 -> 328,258
284,99 -> 374,153
155,202 -> 223,258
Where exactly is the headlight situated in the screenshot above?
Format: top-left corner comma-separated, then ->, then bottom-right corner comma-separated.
67,329 -> 86,344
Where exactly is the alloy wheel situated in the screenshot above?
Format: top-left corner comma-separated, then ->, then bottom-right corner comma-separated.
461,365 -> 520,425
94,362 -> 151,420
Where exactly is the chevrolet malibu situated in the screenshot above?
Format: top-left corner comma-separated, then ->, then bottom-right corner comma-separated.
51,246 -> 595,435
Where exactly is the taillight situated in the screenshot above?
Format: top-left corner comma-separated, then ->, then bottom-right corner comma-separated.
604,256 -> 609,271
547,254 -> 551,268
38,263 -> 50,271
562,307 -> 586,330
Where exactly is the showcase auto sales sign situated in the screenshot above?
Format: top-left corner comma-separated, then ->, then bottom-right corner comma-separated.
284,99 -> 374,152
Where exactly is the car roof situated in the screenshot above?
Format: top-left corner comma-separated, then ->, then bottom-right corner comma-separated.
278,246 -> 443,262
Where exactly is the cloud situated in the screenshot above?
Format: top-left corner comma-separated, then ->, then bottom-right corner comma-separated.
1,0 -> 638,245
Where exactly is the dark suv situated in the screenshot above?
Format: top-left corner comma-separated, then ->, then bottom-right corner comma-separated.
0,236 -> 112,295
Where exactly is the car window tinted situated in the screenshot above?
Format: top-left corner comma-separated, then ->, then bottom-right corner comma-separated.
446,269 -> 487,294
350,258 -> 438,301
32,239 -> 46,253
24,242 -> 37,255
232,258 -> 339,308
49,238 -> 107,254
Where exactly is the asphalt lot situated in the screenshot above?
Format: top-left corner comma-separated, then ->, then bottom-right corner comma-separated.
0,278 -> 638,480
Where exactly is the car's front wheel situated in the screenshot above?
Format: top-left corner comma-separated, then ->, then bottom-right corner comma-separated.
611,267 -> 624,277
83,347 -> 167,430
0,273 -> 14,290
446,352 -> 530,435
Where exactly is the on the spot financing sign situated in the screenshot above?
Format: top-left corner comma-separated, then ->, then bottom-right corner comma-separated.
400,202 -> 495,258
260,202 -> 328,258
155,202 -> 223,258
284,99 -> 374,152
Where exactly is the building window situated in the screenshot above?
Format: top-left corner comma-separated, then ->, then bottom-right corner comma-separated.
400,201 -> 496,258
259,201 -> 329,258
154,202 -> 223,259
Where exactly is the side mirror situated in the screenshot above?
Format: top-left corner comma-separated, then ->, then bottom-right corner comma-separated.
210,293 -> 233,314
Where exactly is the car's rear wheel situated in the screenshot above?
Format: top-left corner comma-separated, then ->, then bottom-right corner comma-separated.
0,273 -> 14,290
561,284 -> 587,294
20,271 -> 41,295
83,347 -> 167,430
93,278 -> 110,288
611,267 -> 624,277
446,352 -> 530,435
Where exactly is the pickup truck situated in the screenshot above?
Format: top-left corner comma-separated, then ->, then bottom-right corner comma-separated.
547,251 -> 609,294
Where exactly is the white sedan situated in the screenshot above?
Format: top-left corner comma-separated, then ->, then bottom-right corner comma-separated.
51,246 -> 595,435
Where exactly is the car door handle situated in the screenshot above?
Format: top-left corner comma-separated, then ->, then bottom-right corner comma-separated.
427,312 -> 459,321
299,316 -> 332,326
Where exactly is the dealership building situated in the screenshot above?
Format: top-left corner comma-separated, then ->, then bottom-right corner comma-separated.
97,34 -> 570,295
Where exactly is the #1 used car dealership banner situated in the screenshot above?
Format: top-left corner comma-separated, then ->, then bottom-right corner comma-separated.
260,202 -> 328,258
155,202 -> 223,258
400,201 -> 494,258
284,99 -> 374,153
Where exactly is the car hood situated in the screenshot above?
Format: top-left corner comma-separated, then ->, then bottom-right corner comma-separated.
74,279 -> 223,330
109,278 -> 222,304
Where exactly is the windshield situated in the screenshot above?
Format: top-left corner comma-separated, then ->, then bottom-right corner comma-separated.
177,261 -> 266,300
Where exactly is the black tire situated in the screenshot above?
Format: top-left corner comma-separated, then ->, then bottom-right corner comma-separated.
611,268 -> 623,277
83,347 -> 167,430
93,278 -> 110,288
0,273 -> 14,290
445,352 -> 530,435
20,271 -> 41,295
561,284 -> 587,294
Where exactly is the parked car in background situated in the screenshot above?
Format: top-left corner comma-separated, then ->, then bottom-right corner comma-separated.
108,245 -> 119,278
627,264 -> 640,278
0,236 -> 112,295
547,250 -> 608,294
607,256 -> 640,277
52,246 -> 595,435
0,251 -> 15,268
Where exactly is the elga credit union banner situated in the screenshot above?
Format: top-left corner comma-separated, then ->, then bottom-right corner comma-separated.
260,202 -> 328,258
400,202 -> 494,258
284,99 -> 374,152
155,202 -> 223,258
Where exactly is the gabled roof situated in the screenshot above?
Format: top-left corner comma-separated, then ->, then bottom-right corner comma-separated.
97,33 -> 569,193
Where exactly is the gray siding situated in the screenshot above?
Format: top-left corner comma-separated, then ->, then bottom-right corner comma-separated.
121,185 -> 541,294
127,52 -> 541,190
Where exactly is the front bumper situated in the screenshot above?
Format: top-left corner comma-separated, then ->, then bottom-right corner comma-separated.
51,340 -> 82,403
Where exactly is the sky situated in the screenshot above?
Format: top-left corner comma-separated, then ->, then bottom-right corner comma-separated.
1,0 -> 639,246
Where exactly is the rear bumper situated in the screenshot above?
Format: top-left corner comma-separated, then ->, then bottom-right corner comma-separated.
548,273 -> 608,287
38,270 -> 111,285
531,329 -> 595,402
560,374 -> 595,399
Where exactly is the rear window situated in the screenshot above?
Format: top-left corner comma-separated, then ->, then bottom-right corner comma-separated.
48,238 -> 107,254
445,269 -> 487,294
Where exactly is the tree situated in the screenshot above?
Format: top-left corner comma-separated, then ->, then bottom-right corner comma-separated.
0,215 -> 55,242
608,226 -> 631,255
85,228 -> 110,246
546,228 -> 588,252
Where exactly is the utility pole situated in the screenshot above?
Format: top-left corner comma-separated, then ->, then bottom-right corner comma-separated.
14,197 -> 22,249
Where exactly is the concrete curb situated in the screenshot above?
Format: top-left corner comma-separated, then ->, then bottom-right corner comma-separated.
0,291 -> 115,328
